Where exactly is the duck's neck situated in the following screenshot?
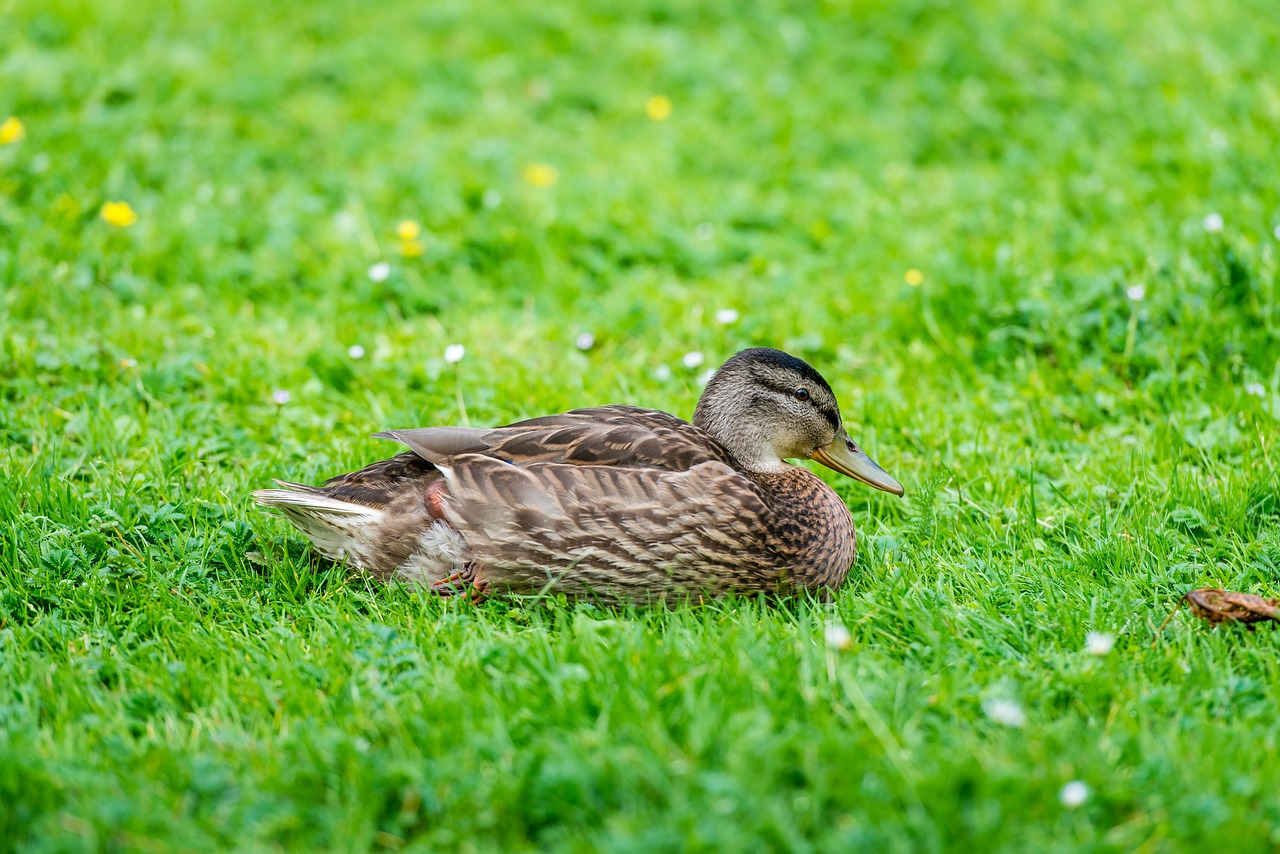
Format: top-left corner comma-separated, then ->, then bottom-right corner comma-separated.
693,407 -> 791,473
731,455 -> 792,474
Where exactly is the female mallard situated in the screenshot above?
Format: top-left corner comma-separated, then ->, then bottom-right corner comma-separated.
254,348 -> 902,601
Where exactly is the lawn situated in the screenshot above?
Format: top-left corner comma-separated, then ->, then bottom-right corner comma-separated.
2,0 -> 1279,849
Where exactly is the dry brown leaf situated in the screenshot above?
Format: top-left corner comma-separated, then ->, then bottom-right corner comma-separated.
1184,588 -> 1280,627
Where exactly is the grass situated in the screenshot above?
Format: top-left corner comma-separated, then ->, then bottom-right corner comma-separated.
2,0 -> 1279,849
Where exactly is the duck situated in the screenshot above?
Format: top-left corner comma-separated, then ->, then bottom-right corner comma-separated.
253,347 -> 903,602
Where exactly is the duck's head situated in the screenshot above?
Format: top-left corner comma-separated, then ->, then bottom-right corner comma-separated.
692,347 -> 904,495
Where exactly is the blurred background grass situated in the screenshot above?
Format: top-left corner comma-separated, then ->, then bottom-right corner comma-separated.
1,0 -> 1279,850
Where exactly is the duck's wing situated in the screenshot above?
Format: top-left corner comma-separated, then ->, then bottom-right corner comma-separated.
376,405 -> 731,473
428,455 -> 780,597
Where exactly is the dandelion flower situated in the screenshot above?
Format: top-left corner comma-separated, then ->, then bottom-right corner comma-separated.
1084,632 -> 1115,656
347,344 -> 366,359
715,308 -> 739,325
523,163 -> 559,188
1245,383 -> 1265,397
100,201 -> 138,228
368,262 -> 391,283
904,268 -> 924,287
1059,781 -> 1089,808
399,239 -> 425,257
272,390 -> 291,405
824,622 -> 853,651
682,351 -> 704,369
396,220 -> 421,241
646,95 -> 673,121
1202,212 -> 1224,233
575,332 -> 595,351
444,344 -> 466,364
0,116 -> 27,145
983,698 -> 1026,728
1126,284 -> 1146,302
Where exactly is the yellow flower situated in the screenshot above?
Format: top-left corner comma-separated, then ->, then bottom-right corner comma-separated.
396,219 -> 421,240
904,268 -> 924,287
522,163 -> 559,188
399,239 -> 424,257
645,95 -> 673,121
100,201 -> 138,228
0,116 -> 25,145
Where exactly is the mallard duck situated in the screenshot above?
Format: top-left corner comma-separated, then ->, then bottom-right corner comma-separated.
254,347 -> 903,601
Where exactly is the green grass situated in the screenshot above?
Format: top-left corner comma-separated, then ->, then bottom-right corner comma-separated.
2,0 -> 1280,849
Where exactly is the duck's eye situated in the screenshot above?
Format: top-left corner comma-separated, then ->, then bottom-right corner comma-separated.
792,387 -> 810,402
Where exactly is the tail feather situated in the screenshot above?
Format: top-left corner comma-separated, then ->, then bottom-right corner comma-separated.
253,487 -> 381,517
253,485 -> 384,561
272,478 -> 323,493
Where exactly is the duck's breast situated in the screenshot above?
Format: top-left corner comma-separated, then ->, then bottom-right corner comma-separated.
752,467 -> 856,591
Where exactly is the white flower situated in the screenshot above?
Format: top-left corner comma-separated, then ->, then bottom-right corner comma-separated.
1245,383 -> 1265,397
272,390 -> 291,405
983,698 -> 1026,728
1059,781 -> 1089,808
1084,631 -> 1115,656
653,365 -> 673,381
443,344 -> 466,364
575,332 -> 595,351
119,358 -> 137,369
694,222 -> 715,241
482,189 -> 502,209
681,351 -> 704,369
1202,212 -> 1224,233
1126,284 -> 1146,302
824,622 -> 852,651
368,262 -> 391,283
347,344 -> 365,359
715,308 -> 739,325
698,368 -> 716,385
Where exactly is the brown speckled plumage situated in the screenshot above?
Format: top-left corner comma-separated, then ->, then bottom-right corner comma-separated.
254,348 -> 902,602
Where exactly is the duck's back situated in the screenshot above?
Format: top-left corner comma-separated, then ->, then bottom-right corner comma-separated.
381,405 -> 734,472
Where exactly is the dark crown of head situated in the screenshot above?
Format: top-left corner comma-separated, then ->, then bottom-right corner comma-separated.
725,348 -> 836,400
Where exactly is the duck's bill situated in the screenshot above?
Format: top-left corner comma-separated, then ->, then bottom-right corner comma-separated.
812,435 -> 905,496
